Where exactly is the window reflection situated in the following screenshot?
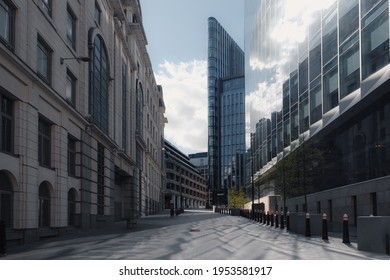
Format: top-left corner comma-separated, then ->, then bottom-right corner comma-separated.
362,1 -> 389,79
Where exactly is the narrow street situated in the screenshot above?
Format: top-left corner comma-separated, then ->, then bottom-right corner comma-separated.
3,210 -> 388,260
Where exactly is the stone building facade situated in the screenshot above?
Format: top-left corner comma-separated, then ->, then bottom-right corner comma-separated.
0,0 -> 165,243
164,140 -> 208,209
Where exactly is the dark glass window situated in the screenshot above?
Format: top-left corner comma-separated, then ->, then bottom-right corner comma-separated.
361,0 -> 382,17
122,62 -> 127,151
362,1 -> 389,79
38,0 -> 51,16
66,5 -> 76,49
68,135 -> 77,176
97,143 -> 105,215
283,80 -> 289,115
90,35 -> 109,133
1,94 -> 13,153
0,172 -> 12,228
339,0 -> 359,44
309,36 -> 321,82
323,64 -> 339,113
38,117 -> 51,168
291,109 -> 299,141
136,81 -> 143,136
95,1 -> 101,25
340,39 -> 360,99
299,58 -> 308,95
310,80 -> 322,125
299,97 -> 309,133
39,183 -> 50,227
0,0 -> 14,48
66,69 -> 76,106
322,7 -> 337,65
290,71 -> 298,106
37,36 -> 52,84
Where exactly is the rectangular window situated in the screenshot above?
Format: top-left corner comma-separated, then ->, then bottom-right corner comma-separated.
37,36 -> 52,84
97,143 -> 105,215
0,93 -> 13,153
38,117 -> 51,168
339,0 -> 359,44
323,65 -> 339,113
310,80 -> 322,125
0,0 -> 14,48
362,1 -> 389,79
68,135 -> 77,176
38,0 -> 51,16
66,69 -> 76,106
66,5 -> 76,49
95,1 -> 101,25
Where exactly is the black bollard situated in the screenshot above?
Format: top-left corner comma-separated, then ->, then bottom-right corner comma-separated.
266,211 -> 270,225
305,212 -> 311,237
342,214 -> 350,243
260,210 -> 263,223
275,211 -> 279,228
322,213 -> 328,240
286,211 -> 290,231
270,212 -> 274,227
0,220 -> 6,257
263,212 -> 267,224
280,211 -> 285,229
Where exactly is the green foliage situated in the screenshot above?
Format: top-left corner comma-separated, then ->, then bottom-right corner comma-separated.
270,138 -> 325,209
228,187 -> 249,209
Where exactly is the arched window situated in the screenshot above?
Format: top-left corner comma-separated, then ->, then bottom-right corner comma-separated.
90,35 -> 109,133
39,182 -> 51,227
0,171 -> 13,228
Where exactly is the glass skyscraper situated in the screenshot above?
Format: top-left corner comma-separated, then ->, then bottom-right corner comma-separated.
245,0 -> 390,218
208,17 -> 245,204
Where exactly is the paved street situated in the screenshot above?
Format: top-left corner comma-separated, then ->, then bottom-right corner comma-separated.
2,209 -> 389,260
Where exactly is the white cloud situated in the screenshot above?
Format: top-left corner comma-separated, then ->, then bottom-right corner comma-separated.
155,60 -> 208,155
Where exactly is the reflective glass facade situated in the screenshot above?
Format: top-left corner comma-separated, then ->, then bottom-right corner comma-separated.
246,0 -> 390,196
208,17 -> 245,195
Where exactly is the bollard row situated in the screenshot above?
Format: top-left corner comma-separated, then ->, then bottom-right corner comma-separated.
236,209 -> 351,244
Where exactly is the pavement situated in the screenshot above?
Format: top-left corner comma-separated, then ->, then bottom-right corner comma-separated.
1,209 -> 389,260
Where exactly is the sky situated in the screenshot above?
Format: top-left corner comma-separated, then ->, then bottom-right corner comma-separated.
140,0 -> 244,155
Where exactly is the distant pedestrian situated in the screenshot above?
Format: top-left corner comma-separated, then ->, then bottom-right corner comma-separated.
0,220 -> 6,257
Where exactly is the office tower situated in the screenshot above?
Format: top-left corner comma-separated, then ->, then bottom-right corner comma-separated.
245,0 -> 390,225
207,17 -> 245,205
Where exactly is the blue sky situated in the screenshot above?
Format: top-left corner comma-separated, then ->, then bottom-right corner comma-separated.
140,0 -> 244,155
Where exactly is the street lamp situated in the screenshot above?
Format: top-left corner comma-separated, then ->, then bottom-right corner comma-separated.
60,56 -> 90,64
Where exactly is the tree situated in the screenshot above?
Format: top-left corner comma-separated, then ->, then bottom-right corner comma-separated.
228,187 -> 249,209
270,137 -> 324,212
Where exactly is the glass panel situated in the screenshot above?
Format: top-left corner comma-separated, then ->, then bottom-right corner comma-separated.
323,66 -> 339,113
362,5 -> 389,79
340,42 -> 360,98
310,82 -> 322,124
0,0 -> 10,44
339,0 -> 359,43
322,8 -> 337,65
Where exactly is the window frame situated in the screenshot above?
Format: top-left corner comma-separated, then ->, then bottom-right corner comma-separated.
95,1 -> 101,25
0,92 -> 14,154
38,0 -> 51,17
37,36 -> 52,84
38,117 -> 52,168
67,135 -> 77,177
0,0 -> 15,49
66,69 -> 76,106
66,4 -> 76,50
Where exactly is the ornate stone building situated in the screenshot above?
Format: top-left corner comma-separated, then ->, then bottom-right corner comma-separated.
0,0 -> 165,243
